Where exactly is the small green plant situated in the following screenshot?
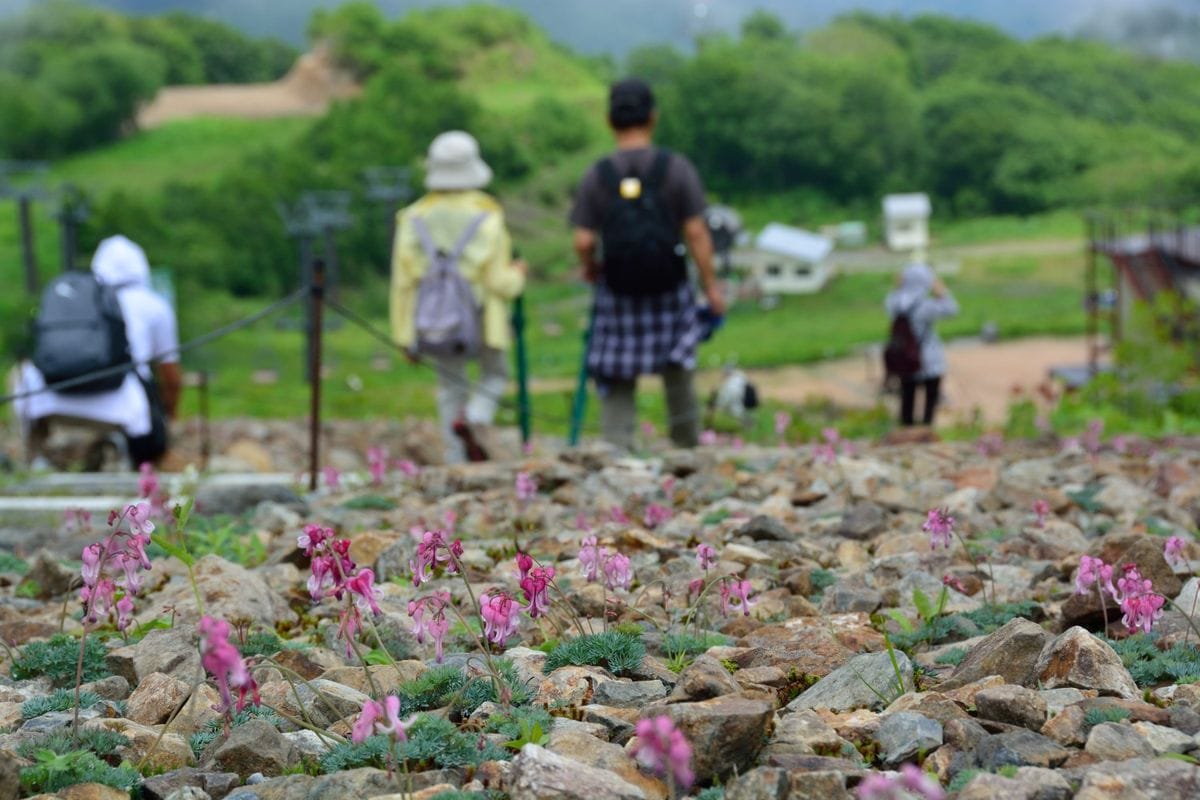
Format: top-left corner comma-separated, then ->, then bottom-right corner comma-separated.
935,647 -> 968,667
948,768 -> 983,793
502,716 -> 550,751
483,706 -> 554,741
236,629 -> 285,658
340,494 -> 398,511
150,512 -> 266,567
1109,634 -> 1200,686
319,714 -> 510,773
701,508 -> 731,526
17,729 -> 130,761
0,551 -> 29,573
22,690 -> 102,719
810,568 -> 838,592
662,631 -> 730,658
20,748 -> 140,794
543,631 -> 645,676
666,652 -> 692,674
12,634 -> 111,687
189,705 -> 282,758
394,660 -> 530,716
695,788 -> 725,800
1084,706 -> 1133,728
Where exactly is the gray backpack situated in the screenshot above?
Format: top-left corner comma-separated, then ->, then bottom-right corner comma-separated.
412,213 -> 486,356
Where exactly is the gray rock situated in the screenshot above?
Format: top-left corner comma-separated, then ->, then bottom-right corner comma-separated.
874,712 -> 942,765
975,684 -> 1048,730
508,744 -> 645,800
0,749 -> 20,800
79,675 -> 131,701
581,705 -> 636,744
195,484 -> 301,517
975,730 -> 1070,770
725,767 -> 787,800
127,671 -> 191,725
164,789 -> 212,800
736,515 -> 792,541
763,710 -> 848,760
1034,627 -> 1139,699
940,617 -> 1051,689
592,679 -> 666,708
287,679 -> 371,727
663,695 -> 775,784
788,651 -> 914,713
230,767 -> 400,800
125,627 -> 202,683
1072,756 -> 1200,799
23,551 -> 75,598
944,717 -> 989,751
668,655 -> 740,701
19,708 -> 100,733
137,767 -> 241,800
205,718 -> 297,780
1013,767 -> 1073,800
1085,721 -> 1155,760
1132,721 -> 1196,755
282,730 -> 336,760
837,503 -> 885,540
147,554 -> 295,629
819,581 -> 882,614
1037,687 -> 1085,717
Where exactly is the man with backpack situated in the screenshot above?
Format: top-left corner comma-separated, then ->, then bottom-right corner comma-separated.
570,78 -> 725,451
884,262 -> 959,426
390,130 -> 527,464
16,235 -> 181,468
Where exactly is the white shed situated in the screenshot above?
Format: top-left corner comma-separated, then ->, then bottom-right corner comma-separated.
732,223 -> 834,295
882,193 -> 931,252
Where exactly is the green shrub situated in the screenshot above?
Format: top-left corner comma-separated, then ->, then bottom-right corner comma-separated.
340,494 -> 397,511
934,648 -> 967,667
319,714 -> 509,773
1084,706 -> 1132,728
236,630 -> 285,658
890,602 -> 1042,651
543,631 -> 645,677
662,631 -> 730,657
1109,634 -> 1200,686
395,659 -> 530,716
482,705 -> 554,740
20,748 -> 140,794
22,690 -> 103,719
17,729 -> 129,760
0,551 -> 29,574
189,705 -> 282,758
695,788 -> 725,800
12,634 -> 111,687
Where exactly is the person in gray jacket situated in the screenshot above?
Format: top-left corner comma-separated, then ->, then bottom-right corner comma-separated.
885,262 -> 959,426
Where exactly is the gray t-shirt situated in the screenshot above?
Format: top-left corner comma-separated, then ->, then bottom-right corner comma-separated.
569,147 -> 707,232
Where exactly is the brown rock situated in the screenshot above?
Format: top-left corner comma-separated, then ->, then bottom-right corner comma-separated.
975,684 -> 1048,730
348,531 -> 400,570
1034,627 -> 1139,699
940,617 -> 1052,689
319,662 -> 427,695
126,671 -> 190,725
661,695 -> 774,784
57,785 -> 131,800
1041,704 -> 1087,747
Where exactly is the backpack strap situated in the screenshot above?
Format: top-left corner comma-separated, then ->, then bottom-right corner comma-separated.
597,158 -> 621,196
412,213 -> 488,265
449,213 -> 488,263
411,216 -> 440,263
644,149 -> 672,191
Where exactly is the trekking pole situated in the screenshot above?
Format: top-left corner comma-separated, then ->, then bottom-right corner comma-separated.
307,260 -> 326,492
568,311 -> 594,447
512,294 -> 532,447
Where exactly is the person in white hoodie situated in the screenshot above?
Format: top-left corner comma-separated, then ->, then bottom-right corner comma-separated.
15,235 -> 181,468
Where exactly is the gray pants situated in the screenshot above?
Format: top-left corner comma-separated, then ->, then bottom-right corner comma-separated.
598,365 -> 699,451
432,347 -> 508,464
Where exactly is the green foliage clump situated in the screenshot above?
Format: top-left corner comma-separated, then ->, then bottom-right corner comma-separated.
947,769 -> 983,793
19,748 -> 140,794
189,705 -> 282,758
12,634 -> 111,687
543,631 -> 645,677
22,689 -> 102,719
148,514 -> 267,567
482,705 -> 554,741
395,659 -> 530,716
1084,706 -> 1132,728
810,568 -> 838,593
17,729 -> 129,760
695,788 -> 726,800
319,714 -> 509,774
340,494 -> 398,511
236,630 -> 285,658
934,647 -> 968,667
1108,634 -> 1200,687
890,602 -> 1040,652
662,631 -> 730,657
0,551 -> 29,573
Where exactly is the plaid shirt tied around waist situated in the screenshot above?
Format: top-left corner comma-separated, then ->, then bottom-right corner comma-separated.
586,281 -> 703,381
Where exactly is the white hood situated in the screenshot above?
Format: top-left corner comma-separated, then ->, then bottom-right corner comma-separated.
91,235 -> 151,288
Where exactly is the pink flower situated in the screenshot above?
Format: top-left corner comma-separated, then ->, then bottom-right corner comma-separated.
632,715 -> 693,789
774,411 -> 792,439
1165,536 -> 1188,570
347,568 -> 382,616
409,530 -> 463,587
731,436 -> 745,449
81,543 -> 104,589
610,506 -> 630,525
351,695 -> 411,744
367,446 -> 389,485
696,543 -> 717,572
198,616 -> 259,715
687,577 -> 705,598
602,552 -> 633,592
396,459 -> 420,478
643,503 -> 672,529
124,503 -> 155,538
322,465 -> 342,491
699,429 -> 719,446
942,574 -> 969,595
1033,499 -> 1050,528
408,590 -> 451,663
115,593 -> 135,632
662,475 -> 676,496
138,462 -> 159,500
922,508 -> 955,549
480,591 -> 520,645
574,511 -> 592,532
719,577 -> 755,617
1083,419 -> 1104,456
516,552 -> 534,581
641,421 -> 656,439
519,564 -> 556,619
1114,563 -> 1165,634
515,471 -> 538,503
63,507 -> 92,535
579,536 -> 603,582
857,764 -> 945,800
78,506 -> 154,628
1075,555 -> 1114,597
976,432 -> 1004,457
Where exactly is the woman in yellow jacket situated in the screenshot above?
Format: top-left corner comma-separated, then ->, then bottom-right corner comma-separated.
390,131 -> 526,463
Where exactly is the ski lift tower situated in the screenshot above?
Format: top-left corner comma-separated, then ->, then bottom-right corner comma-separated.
0,161 -> 50,295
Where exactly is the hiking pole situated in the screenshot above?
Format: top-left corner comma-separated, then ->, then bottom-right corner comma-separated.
512,294 -> 532,448
308,260 -> 326,492
568,311 -> 594,447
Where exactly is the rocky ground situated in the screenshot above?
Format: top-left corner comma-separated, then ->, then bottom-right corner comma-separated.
3,434 -> 1200,799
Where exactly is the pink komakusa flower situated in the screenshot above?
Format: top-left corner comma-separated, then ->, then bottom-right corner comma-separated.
631,715 -> 694,789
574,511 -> 592,532
1114,563 -> 1165,634
719,577 -> 755,617
662,475 -> 676,496
1033,499 -> 1051,528
696,543 -> 717,572
687,577 -> 705,599
610,506 -> 631,525
321,465 -> 342,491
731,435 -> 745,449
480,591 -> 521,645
396,459 -> 420,478
367,446 -> 389,485
515,471 -> 538,503
643,503 -> 672,529
351,695 -> 412,744
198,615 -> 259,714
774,411 -> 792,440
63,507 -> 92,535
346,568 -> 382,616
579,535 -> 603,582
1075,555 -> 1114,597
922,508 -> 955,549
602,551 -> 633,592
138,462 -> 159,499
519,564 -> 556,619
856,763 -> 946,800
79,505 -> 154,629
699,429 -> 719,446
124,502 -> 155,538
942,574 -> 969,595
641,421 -> 656,439
516,551 -> 534,581
409,529 -> 463,587
408,590 -> 451,663
1082,419 -> 1104,456
976,432 -> 1004,457
1165,536 -> 1188,570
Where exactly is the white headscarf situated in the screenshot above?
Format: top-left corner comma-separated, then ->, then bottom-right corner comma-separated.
91,235 -> 151,288
887,262 -> 935,315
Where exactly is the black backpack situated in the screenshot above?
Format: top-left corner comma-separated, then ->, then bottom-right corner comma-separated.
883,309 -> 922,379
743,382 -> 760,411
32,272 -> 131,394
597,149 -> 687,296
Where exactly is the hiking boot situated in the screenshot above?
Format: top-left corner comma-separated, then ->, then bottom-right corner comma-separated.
452,420 -> 489,462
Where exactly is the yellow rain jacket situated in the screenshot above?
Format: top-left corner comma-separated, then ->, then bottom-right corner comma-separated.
389,190 -> 525,352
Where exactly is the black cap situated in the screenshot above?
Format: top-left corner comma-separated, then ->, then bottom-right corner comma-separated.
608,78 -> 655,130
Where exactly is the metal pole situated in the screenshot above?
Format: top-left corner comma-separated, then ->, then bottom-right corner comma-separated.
199,370 -> 211,472
299,235 -> 313,382
308,260 -> 326,492
568,313 -> 594,447
1086,214 -> 1097,377
18,195 -> 38,294
512,295 -> 531,446
60,213 -> 75,272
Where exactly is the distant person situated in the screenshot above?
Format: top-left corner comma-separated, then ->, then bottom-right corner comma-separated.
16,235 -> 181,468
390,130 -> 526,464
884,262 -> 958,426
570,78 -> 725,450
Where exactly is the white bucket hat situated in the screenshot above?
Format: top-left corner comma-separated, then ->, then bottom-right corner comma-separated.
424,131 -> 493,191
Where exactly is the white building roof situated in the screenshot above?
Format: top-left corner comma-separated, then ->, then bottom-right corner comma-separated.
755,223 -> 834,263
882,193 -> 932,219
